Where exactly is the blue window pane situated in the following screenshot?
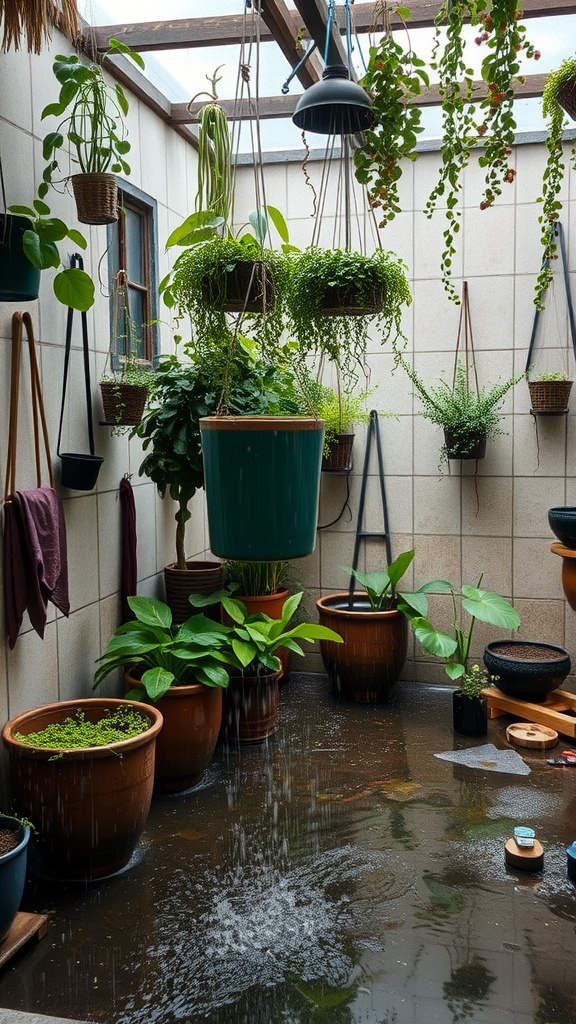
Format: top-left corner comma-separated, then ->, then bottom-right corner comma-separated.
125,208 -> 144,285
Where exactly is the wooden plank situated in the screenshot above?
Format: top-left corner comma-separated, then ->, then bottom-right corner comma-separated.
0,913 -> 50,969
351,0 -> 576,31
292,0 -> 350,69
486,687 -> 576,739
260,0 -> 323,89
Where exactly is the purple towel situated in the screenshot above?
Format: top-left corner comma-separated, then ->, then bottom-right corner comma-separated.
4,486 -> 70,649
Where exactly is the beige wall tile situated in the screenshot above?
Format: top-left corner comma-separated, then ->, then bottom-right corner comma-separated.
513,598 -> 566,647
414,474 -> 461,535
64,495 -> 100,609
462,476 -> 512,537
97,489 -> 123,598
514,476 -> 561,537
57,605 -> 103,700
462,536 -> 513,597
513,537 -> 563,600
132,481 -> 159,583
6,622 -> 59,718
463,205 -> 515,278
413,535 -> 461,592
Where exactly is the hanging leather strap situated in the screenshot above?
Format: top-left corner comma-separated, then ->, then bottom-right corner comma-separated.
4,311 -> 54,502
57,253 -> 96,458
452,281 -> 480,394
525,221 -> 576,373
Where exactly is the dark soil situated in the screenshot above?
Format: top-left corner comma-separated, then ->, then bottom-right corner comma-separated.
490,642 -> 566,662
0,826 -> 19,855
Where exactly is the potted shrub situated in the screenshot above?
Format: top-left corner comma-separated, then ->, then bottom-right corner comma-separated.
4,191 -> 94,310
0,813 -> 30,941
94,595 -> 241,793
452,664 -> 496,737
535,56 -> 576,308
223,559 -> 294,678
286,247 -> 411,382
2,698 -> 162,880
135,347 -> 304,614
190,590 -> 343,743
40,38 -> 144,224
527,371 -> 573,415
316,550 -> 450,703
396,356 -> 524,462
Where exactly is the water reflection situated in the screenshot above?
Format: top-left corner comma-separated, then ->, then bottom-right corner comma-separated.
1,677 -> 576,1023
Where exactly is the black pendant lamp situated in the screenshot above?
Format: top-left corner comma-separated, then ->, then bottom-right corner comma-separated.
292,64 -> 373,136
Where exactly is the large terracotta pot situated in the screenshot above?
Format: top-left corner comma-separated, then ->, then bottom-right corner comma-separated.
225,589 -> 291,679
164,560 -> 224,624
2,698 -> 162,881
126,669 -> 223,794
316,593 -> 409,703
222,671 -> 281,744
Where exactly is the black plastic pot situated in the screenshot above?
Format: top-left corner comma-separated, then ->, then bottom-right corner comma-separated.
452,691 -> 488,737
483,640 -> 571,703
444,430 -> 486,460
548,507 -> 576,550
0,215 -> 40,302
59,453 -> 104,491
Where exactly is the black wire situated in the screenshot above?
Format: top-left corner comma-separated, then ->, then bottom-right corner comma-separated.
317,471 -> 353,530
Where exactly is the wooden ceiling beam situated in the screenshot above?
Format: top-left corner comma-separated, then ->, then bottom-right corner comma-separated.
292,0 -> 350,70
174,71 -> 549,123
259,0 -> 323,89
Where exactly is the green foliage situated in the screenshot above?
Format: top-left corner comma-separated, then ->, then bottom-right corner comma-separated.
354,6 -> 428,227
223,560 -> 292,597
195,96 -> 233,223
94,596 -> 239,700
188,590 -> 343,677
134,346 -> 305,568
303,379 -> 374,455
7,196 -> 94,311
531,370 -> 571,382
536,57 -> 576,309
287,247 -> 411,381
400,579 -> 520,680
397,356 -> 524,461
342,549 -> 451,612
40,38 -> 144,182
457,664 -> 496,700
14,707 -> 151,750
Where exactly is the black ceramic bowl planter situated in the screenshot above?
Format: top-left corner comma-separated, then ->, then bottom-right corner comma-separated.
548,507 -> 576,550
483,641 -> 571,702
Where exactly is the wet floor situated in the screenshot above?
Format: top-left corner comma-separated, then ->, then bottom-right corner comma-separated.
1,675 -> 576,1024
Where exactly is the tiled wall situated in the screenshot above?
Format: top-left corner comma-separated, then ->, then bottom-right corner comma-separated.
1,28 -> 575,749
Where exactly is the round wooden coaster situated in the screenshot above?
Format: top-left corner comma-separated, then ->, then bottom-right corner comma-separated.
504,838 -> 544,872
506,722 -> 558,749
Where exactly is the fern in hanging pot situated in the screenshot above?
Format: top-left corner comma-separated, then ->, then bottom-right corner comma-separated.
286,247 -> 411,381
99,271 -> 154,433
39,38 -> 144,225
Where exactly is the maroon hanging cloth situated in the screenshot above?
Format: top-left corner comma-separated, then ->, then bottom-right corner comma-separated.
3,312 -> 69,648
120,475 -> 137,622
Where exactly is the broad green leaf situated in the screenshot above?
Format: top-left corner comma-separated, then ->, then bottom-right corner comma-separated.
411,617 -> 458,658
265,205 -> 290,243
221,595 -> 246,625
397,591 -> 429,618
141,666 -> 174,701
281,591 -> 303,624
232,638 -> 256,667
197,662 -> 229,688
445,662 -> 465,680
461,586 -> 520,630
248,209 -> 268,245
128,596 -> 173,629
67,228 -> 87,249
387,549 -> 415,588
22,232 -> 59,270
53,268 -> 95,311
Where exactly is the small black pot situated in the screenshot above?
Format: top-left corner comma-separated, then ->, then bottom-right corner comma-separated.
452,691 -> 488,737
0,215 -> 41,302
548,507 -> 576,550
443,430 -> 486,461
483,640 -> 571,703
59,453 -> 104,491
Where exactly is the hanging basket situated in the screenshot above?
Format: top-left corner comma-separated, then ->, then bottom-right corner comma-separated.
320,283 -> 384,317
528,379 -> 573,414
557,77 -> 576,122
199,416 -> 324,560
71,172 -> 118,225
222,259 -> 275,313
322,433 -> 354,472
0,215 -> 40,301
444,430 -> 487,461
100,382 -> 148,426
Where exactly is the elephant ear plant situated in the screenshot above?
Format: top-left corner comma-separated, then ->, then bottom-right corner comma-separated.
344,550 -> 451,612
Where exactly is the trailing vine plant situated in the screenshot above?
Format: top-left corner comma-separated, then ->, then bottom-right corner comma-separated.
354,3 -> 429,228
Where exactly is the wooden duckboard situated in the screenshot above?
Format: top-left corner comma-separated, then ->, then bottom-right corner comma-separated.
0,913 -> 49,969
485,687 -> 576,740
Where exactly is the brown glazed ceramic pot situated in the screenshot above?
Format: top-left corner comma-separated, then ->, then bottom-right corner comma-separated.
316,593 -> 408,703
125,670 -> 223,793
221,671 -> 281,744
164,560 -> 224,625
2,698 -> 162,881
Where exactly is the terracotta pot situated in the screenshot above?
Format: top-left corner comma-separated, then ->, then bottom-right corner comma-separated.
222,671 -> 281,744
224,589 -> 291,679
2,698 -> 162,881
125,669 -> 223,794
483,641 -> 571,703
452,691 -> 488,737
551,541 -> 576,611
316,593 -> 408,703
164,560 -> 224,625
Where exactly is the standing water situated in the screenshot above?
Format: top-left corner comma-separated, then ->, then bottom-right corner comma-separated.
1,676 -> 576,1023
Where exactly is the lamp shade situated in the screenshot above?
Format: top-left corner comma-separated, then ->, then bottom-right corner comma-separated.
292,64 -> 373,136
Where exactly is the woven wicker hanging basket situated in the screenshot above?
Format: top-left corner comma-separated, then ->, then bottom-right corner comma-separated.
557,77 -> 576,122
71,172 -> 118,225
528,379 -> 573,414
100,382 -> 148,426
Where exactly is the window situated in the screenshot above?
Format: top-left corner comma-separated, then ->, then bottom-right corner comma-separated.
107,182 -> 159,366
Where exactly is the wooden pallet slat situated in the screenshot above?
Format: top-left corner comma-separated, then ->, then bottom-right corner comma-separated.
485,687 -> 576,739
0,913 -> 49,969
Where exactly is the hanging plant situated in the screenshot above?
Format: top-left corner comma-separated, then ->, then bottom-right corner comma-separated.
0,0 -> 78,53
353,4 -> 429,228
534,56 -> 576,310
286,247 -> 411,382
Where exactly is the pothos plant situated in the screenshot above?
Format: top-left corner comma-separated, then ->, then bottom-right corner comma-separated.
425,0 -> 538,302
354,3 -> 429,228
535,56 -> 576,310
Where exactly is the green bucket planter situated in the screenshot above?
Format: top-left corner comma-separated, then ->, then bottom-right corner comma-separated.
199,415 -> 324,560
0,215 -> 40,302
